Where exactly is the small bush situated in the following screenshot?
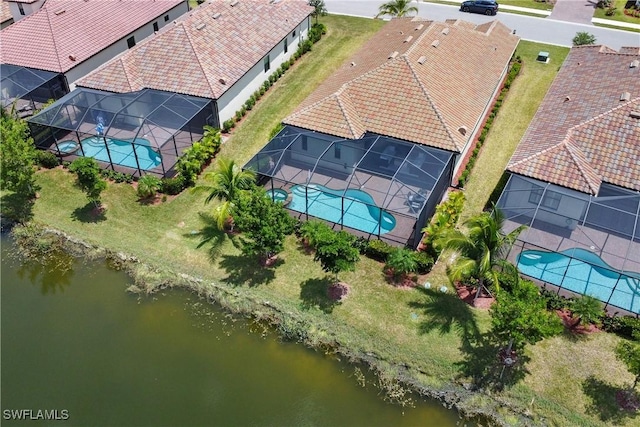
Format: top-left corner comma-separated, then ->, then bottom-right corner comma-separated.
235,110 -> 243,122
365,239 -> 394,262
259,86 -> 266,96
268,123 -> 284,140
160,176 -> 186,195
137,174 -> 161,199
414,251 -> 434,274
601,315 -> 640,341
269,74 -> 277,84
35,150 -> 60,169
222,119 -> 235,133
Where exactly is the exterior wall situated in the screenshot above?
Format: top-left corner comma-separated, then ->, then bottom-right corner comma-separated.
216,16 -> 310,124
65,1 -> 189,89
7,0 -> 46,21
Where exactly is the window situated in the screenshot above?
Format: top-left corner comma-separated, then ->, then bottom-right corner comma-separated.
284,38 -> 288,54
153,22 -> 159,32
127,36 -> 136,49
18,3 -> 25,15
301,139 -> 307,151
264,55 -> 270,72
528,188 -> 543,205
334,144 -> 341,159
292,29 -> 296,38
164,14 -> 169,22
542,191 -> 562,210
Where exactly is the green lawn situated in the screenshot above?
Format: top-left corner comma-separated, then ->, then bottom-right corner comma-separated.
20,15 -> 636,427
594,0 -> 640,25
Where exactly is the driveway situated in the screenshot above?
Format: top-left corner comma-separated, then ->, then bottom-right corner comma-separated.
548,0 -> 596,25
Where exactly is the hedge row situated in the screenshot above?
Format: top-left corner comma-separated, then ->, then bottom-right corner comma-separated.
222,23 -> 327,133
458,57 -> 522,187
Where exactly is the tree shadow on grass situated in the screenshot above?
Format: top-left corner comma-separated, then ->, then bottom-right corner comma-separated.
1,192 -> 35,224
218,253 -> 281,287
583,375 -> 639,424
71,202 -> 106,223
300,277 -> 340,313
183,212 -> 227,262
408,287 -> 529,391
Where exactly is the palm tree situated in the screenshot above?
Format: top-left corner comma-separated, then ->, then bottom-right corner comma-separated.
435,207 -> 526,301
309,0 -> 328,25
570,295 -> 603,327
375,0 -> 418,19
193,158 -> 255,230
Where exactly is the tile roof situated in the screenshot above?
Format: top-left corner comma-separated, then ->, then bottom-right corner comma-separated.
1,1 -> 12,25
77,0 -> 313,100
284,18 -> 519,153
507,45 -> 640,194
0,0 -> 184,73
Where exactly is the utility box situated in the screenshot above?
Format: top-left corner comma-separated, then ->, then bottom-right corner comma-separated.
537,51 -> 550,64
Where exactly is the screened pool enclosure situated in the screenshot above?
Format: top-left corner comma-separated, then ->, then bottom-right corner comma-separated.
1,64 -> 68,118
497,174 -> 640,314
245,125 -> 456,247
28,88 -> 215,177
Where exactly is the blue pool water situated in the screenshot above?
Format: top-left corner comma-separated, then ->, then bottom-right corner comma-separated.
517,248 -> 640,314
288,184 -> 396,235
76,137 -> 162,170
266,189 -> 289,203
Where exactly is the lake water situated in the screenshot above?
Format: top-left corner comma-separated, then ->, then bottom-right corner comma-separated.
1,234 -> 461,426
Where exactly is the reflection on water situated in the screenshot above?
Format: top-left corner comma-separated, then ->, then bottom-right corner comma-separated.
1,234 -> 460,426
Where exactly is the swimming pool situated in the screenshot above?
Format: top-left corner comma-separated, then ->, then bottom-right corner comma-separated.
72,137 -> 162,171
517,248 -> 640,314
266,188 -> 288,203
288,184 -> 396,235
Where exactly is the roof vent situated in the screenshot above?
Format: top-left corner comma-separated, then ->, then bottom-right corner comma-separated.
458,126 -> 467,136
196,23 -> 206,30
350,62 -> 356,67
441,28 -> 449,35
68,55 -> 76,61
212,12 -> 221,19
404,35 -> 413,43
621,92 -> 631,102
431,40 -> 440,48
630,111 -> 640,119
415,24 -> 423,31
219,78 -> 226,85
230,0 -> 239,5
564,96 -> 571,102
54,9 -> 66,15
631,60 -> 640,68
388,51 -> 399,59
417,56 -> 427,65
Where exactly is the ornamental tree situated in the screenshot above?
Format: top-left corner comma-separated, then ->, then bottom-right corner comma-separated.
0,112 -> 38,198
616,341 -> 640,390
232,186 -> 295,262
313,230 -> 360,282
68,157 -> 107,207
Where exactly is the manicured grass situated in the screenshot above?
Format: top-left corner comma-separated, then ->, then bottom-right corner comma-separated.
594,21 -> 640,32
594,0 -> 640,25
22,15 -> 635,427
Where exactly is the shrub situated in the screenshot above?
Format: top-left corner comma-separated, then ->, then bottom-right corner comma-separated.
414,251 -> 434,274
421,190 -> 465,257
160,176 -> 186,195
137,174 -> 161,199
35,150 -> 59,169
263,80 -> 271,91
601,315 -> 640,341
268,123 -> 284,140
235,110 -> 243,122
259,86 -> 266,96
572,31 -> 597,46
289,57 -> 295,67
269,74 -> 277,84
365,239 -> 394,262
222,119 -> 235,133
385,248 -> 418,280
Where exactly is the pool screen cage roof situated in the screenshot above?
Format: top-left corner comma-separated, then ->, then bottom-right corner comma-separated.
497,174 -> 640,314
1,64 -> 64,110
245,125 -> 455,247
28,87 -> 213,177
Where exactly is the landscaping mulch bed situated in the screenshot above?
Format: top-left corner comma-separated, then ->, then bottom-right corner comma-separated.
455,283 -> 495,309
556,309 -> 600,334
328,282 -> 350,301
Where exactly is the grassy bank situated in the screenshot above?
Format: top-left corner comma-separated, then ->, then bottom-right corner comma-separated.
19,16 -> 635,426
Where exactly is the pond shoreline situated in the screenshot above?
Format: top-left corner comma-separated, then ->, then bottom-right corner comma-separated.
5,222 -> 533,426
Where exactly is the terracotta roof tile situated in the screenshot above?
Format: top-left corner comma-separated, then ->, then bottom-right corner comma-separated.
1,2 -> 12,25
284,18 -> 518,152
77,0 -> 313,99
0,0 -> 184,73
507,46 -> 640,194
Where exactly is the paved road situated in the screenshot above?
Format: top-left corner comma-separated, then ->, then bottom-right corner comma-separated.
325,1 -> 640,50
